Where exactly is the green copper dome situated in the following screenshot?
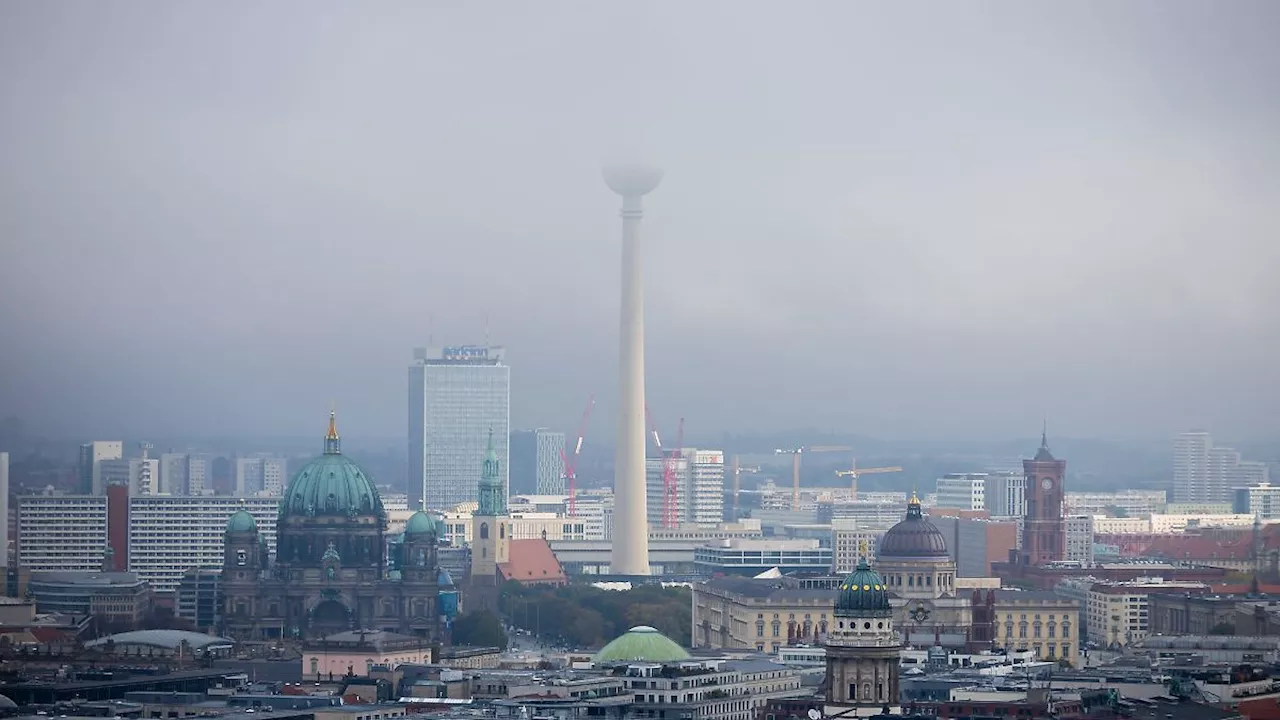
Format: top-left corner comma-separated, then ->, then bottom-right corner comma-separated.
279,411 -> 385,520
593,626 -> 690,664
405,510 -> 436,536
835,558 -> 892,617
226,509 -> 258,533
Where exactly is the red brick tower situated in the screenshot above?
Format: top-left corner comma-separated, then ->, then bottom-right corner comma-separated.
1021,426 -> 1066,566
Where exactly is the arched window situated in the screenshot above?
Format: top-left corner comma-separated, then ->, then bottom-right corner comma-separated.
310,658 -> 319,675
480,522 -> 489,539
500,524 -> 506,539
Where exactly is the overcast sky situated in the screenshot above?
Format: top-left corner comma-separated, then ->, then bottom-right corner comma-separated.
2,1 -> 1277,444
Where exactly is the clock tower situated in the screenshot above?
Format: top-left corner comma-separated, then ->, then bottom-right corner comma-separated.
1021,426 -> 1066,566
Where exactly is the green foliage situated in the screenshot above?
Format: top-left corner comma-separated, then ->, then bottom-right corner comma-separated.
501,582 -> 692,648
452,609 -> 509,649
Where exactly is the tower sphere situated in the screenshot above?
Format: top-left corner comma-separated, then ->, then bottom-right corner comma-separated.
602,165 -> 664,197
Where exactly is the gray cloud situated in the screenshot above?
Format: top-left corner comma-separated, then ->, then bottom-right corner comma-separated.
1,1 -> 1277,443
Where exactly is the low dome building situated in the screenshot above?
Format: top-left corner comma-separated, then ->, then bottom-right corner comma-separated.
593,625 -> 690,664
875,493 -> 957,601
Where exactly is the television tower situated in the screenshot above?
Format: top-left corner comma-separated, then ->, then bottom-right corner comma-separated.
603,164 -> 662,576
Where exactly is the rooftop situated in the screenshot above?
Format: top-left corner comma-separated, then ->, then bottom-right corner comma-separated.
85,630 -> 235,651
28,571 -> 145,587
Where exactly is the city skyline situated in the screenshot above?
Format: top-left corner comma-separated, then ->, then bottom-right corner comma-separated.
1,3 -> 1277,444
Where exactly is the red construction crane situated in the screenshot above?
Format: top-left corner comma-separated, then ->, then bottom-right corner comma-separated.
645,408 -> 685,528
560,393 -> 595,517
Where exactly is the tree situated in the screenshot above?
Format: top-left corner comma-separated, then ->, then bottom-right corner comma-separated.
452,610 -> 508,649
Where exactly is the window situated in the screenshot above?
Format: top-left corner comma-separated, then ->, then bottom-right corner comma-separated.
310,658 -> 319,675
480,523 -> 489,539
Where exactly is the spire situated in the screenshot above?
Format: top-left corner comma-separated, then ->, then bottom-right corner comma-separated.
1033,421 -> 1056,462
482,427 -> 499,482
324,407 -> 341,455
477,427 -> 506,516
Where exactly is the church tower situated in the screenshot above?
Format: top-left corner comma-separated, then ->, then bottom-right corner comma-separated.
825,558 -> 900,712
470,429 -> 510,583
1021,426 -> 1067,566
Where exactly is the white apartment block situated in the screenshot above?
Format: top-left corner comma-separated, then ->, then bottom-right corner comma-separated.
159,453 -> 188,495
16,495 -> 109,572
1065,490 -> 1167,517
128,496 -> 279,593
235,456 -> 288,497
1064,515 -> 1094,566
935,473 -> 986,511
832,523 -> 879,574
645,449 -> 725,528
1175,431 -> 1270,504
16,495 -> 280,595
984,471 -> 1026,517
186,454 -> 211,495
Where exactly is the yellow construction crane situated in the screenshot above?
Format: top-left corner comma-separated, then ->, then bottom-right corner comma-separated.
776,445 -> 852,511
835,459 -> 903,502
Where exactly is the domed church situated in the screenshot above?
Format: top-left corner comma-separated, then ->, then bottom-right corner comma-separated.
875,492 -> 971,646
824,558 -> 900,713
221,412 -> 442,641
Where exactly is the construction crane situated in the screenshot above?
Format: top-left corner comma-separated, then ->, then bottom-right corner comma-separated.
775,445 -> 852,511
646,408 -> 685,529
559,393 -> 596,517
835,458 -> 903,502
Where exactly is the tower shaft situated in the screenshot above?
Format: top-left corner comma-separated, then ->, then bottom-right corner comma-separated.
612,195 -> 651,576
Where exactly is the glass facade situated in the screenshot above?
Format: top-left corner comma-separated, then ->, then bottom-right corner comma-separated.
409,346 -> 510,511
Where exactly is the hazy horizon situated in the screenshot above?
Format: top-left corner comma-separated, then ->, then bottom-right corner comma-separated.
3,2 -> 1277,444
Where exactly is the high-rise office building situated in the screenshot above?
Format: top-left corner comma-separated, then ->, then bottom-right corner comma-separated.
159,453 -> 188,495
234,456 -> 288,497
510,429 -> 567,496
983,471 -> 1026,517
934,473 -> 987,511
408,345 -> 510,511
187,454 -> 212,495
645,448 -> 725,528
78,441 -> 123,494
0,452 -> 8,573
1175,431 -> 1269,504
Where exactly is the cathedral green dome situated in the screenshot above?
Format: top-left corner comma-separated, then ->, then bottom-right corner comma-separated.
226,509 -> 257,533
835,558 -> 892,617
405,510 -> 436,536
593,626 -> 690,664
279,411 -> 384,520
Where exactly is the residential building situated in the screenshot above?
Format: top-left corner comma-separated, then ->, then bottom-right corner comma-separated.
26,570 -> 152,626
78,441 -> 123,495
128,496 -> 279,594
16,494 -> 110,572
175,567 -> 222,632
983,471 -> 1025,517
235,456 -> 287,497
1064,515 -> 1095,566
935,473 -> 986,511
408,345 -> 510,511
159,453 -> 188,495
694,538 -> 833,577
989,589 -> 1080,664
1233,482 -> 1280,520
1065,489 -> 1167,516
187,454 -> 212,495
509,429 -> 566,496
1175,431 -> 1270,504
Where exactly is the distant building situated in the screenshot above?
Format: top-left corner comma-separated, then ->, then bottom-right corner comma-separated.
1020,432 -> 1066,566
78,441 -> 123,495
509,429 -> 566,496
26,570 -> 152,626
186,453 -> 212,495
175,567 -> 222,632
983,471 -> 1026,517
646,449 -> 725,528
1064,514 -> 1095,566
16,494 -> 110,573
234,455 -> 287,497
1233,482 -> 1280,520
935,473 -> 986,511
159,453 -> 188,495
0,452 -> 8,575
694,538 -> 832,577
1065,489 -> 1167,516
1175,431 -> 1270,504
408,345 -> 510,511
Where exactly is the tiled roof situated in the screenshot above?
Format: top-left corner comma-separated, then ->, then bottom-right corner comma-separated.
1143,534 -> 1252,561
499,539 -> 567,584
